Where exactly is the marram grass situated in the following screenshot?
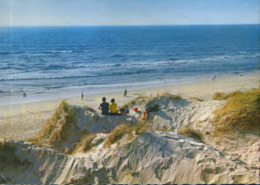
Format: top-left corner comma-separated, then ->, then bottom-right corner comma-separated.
212,91 -> 241,100
178,126 -> 204,142
28,100 -> 78,145
212,89 -> 260,134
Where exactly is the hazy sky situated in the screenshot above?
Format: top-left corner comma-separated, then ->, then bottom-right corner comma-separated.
0,0 -> 259,26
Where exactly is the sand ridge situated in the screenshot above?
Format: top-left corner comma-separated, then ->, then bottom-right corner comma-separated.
0,73 -> 259,183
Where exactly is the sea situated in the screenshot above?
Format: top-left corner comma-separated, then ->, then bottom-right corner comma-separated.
0,25 -> 259,105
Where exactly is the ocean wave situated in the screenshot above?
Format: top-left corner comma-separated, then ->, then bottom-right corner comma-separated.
43,49 -> 93,54
0,51 -> 26,55
0,68 -> 158,82
110,54 -> 126,58
0,74 -> 98,82
0,51 -> 10,55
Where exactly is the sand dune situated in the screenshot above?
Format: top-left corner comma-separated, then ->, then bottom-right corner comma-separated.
0,73 -> 259,183
1,91 -> 259,183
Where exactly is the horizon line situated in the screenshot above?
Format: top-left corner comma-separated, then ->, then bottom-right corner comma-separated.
0,23 -> 259,28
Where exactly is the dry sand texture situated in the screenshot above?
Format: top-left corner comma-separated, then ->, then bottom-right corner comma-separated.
0,72 -> 259,183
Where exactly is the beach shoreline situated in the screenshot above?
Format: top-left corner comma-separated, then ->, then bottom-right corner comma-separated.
0,71 -> 259,116
1,70 -> 259,107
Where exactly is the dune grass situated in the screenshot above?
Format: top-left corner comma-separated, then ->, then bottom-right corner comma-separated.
188,97 -> 204,102
0,141 -> 32,175
145,93 -> 182,108
72,133 -> 97,153
169,94 -> 182,100
212,89 -> 260,134
121,95 -> 147,109
83,105 -> 96,113
69,173 -> 92,184
28,100 -> 78,145
103,122 -> 149,147
178,126 -> 203,142
212,91 -> 241,100
103,124 -> 133,147
159,92 -> 182,100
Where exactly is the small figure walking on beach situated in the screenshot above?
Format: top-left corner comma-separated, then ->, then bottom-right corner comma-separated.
81,91 -> 84,100
124,89 -> 127,97
23,92 -> 27,98
212,75 -> 216,81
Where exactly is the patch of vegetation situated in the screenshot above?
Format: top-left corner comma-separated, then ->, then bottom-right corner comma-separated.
0,176 -> 12,184
158,93 -> 182,100
145,93 -> 182,107
169,94 -> 182,100
28,100 -> 78,145
188,97 -> 204,102
0,141 -> 33,172
72,133 -> 97,153
212,92 -> 226,100
134,122 -> 150,135
212,89 -> 260,134
212,91 -> 241,100
69,173 -> 92,184
83,105 -> 96,113
121,95 -> 147,109
103,122 -> 149,147
178,126 -> 203,142
103,124 -> 133,147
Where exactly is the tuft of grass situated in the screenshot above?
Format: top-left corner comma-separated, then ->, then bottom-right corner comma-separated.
72,133 -> 97,153
146,93 -> 182,107
212,92 -> 226,100
169,94 -> 182,100
103,124 -> 133,147
212,89 -> 260,134
134,122 -> 149,135
212,91 -> 241,100
38,150 -> 44,160
178,126 -> 203,142
83,105 -> 96,113
0,175 -> 12,184
28,100 -> 78,146
69,173 -> 92,184
158,93 -> 182,100
188,97 -> 204,102
121,95 -> 147,109
0,138 -> 5,147
103,122 -> 149,147
225,91 -> 241,99
0,141 -> 32,172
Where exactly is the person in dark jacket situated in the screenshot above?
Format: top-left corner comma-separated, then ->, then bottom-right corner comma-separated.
98,97 -> 109,115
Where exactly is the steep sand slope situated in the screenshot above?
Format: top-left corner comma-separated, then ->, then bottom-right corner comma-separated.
1,94 -> 259,184
1,131 -> 258,184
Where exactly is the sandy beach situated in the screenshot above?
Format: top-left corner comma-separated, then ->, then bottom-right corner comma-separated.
0,72 -> 259,184
0,72 -> 259,140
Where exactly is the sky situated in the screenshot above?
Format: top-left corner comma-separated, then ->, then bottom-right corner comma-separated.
0,0 -> 259,26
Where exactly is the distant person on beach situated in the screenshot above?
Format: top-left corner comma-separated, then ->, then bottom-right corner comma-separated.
124,89 -> 127,97
81,91 -> 84,100
212,75 -> 216,80
109,98 -> 118,115
23,92 -> 27,98
98,97 -> 109,115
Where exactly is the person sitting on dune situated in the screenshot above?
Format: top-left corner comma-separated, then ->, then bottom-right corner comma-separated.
98,97 -> 109,115
109,98 -> 118,115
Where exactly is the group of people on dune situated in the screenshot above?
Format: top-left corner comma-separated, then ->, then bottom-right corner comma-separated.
98,97 -> 119,115
98,89 -> 128,115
